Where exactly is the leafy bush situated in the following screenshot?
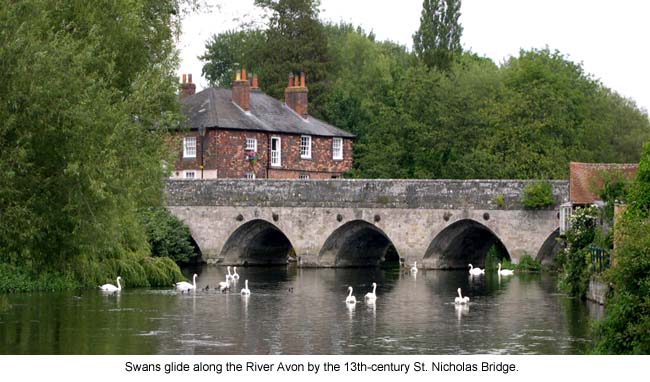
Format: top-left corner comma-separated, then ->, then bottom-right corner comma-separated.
494,194 -> 505,208
558,205 -> 599,298
521,181 -> 555,209
138,207 -> 199,264
593,144 -> 650,353
515,255 -> 542,272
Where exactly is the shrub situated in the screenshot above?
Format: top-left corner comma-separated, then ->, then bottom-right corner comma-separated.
138,207 -> 199,264
515,255 -> 541,272
521,181 -> 555,209
558,205 -> 599,298
494,194 -> 505,208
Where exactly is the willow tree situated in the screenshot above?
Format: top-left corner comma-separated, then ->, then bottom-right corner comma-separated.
412,0 -> 463,71
0,0 -> 184,289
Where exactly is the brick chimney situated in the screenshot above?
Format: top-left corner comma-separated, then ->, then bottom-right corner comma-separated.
180,73 -> 196,100
284,72 -> 308,118
232,69 -> 251,111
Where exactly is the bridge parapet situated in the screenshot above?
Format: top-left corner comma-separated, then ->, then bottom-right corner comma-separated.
165,179 -> 569,210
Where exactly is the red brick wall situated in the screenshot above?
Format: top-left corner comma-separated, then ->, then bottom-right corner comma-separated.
171,129 -> 353,179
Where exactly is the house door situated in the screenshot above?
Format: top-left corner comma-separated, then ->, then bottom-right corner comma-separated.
271,137 -> 281,167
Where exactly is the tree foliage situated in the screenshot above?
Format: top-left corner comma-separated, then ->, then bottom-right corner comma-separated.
200,8 -> 650,181
594,143 -> 650,353
413,0 -> 463,71
521,181 -> 555,209
0,0 -> 185,289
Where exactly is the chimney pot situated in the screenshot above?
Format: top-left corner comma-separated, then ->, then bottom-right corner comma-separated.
252,74 -> 259,89
300,72 -> 305,88
188,73 -> 193,83
242,68 -> 247,81
182,74 -> 187,84
180,73 -> 195,100
288,72 -> 294,87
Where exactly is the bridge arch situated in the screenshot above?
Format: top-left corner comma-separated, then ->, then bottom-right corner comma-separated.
536,228 -> 562,265
423,219 -> 510,269
319,220 -> 400,267
220,219 -> 294,265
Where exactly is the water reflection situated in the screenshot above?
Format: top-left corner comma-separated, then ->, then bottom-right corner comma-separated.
0,266 -> 603,354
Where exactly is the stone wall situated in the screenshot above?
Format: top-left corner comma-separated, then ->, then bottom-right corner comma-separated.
165,179 -> 569,209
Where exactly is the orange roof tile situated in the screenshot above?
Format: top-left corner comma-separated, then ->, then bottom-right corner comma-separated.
569,162 -> 638,204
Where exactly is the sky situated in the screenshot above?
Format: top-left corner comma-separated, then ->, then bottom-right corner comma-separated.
178,0 -> 650,112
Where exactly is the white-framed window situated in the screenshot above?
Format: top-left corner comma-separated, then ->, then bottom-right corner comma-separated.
271,137 -> 281,167
299,174 -> 310,180
332,137 -> 343,160
300,135 -> 312,159
245,172 -> 256,179
183,137 -> 196,158
184,171 -> 196,179
245,137 -> 257,152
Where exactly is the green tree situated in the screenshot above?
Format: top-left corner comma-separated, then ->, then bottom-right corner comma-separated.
594,143 -> 650,353
139,208 -> 199,264
0,0 -> 184,289
413,0 -> 463,71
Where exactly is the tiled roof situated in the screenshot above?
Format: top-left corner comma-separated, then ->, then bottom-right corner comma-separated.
569,162 -> 638,204
181,87 -> 355,138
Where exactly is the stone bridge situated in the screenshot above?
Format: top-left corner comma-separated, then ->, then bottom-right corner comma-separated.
165,179 -> 569,269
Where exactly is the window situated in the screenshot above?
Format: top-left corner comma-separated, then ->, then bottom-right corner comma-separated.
183,137 -> 196,158
332,137 -> 343,160
299,174 -> 310,180
271,137 -> 281,166
245,138 -> 257,152
245,172 -> 256,180
300,135 -> 312,159
184,171 -> 195,179
560,202 -> 572,235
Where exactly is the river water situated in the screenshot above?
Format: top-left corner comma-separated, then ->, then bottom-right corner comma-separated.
0,266 -> 602,354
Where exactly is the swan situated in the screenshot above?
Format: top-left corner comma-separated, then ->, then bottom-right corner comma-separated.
232,266 -> 240,280
454,287 -> 470,304
240,279 -> 250,295
99,276 -> 122,292
468,264 -> 485,275
218,277 -> 230,292
226,266 -> 233,282
364,282 -> 377,302
498,262 -> 514,276
175,274 -> 197,293
410,262 -> 418,274
345,286 -> 356,304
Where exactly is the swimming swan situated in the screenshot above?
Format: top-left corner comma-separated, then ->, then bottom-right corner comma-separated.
345,286 -> 356,304
365,282 -> 377,301
468,264 -> 485,275
410,262 -> 418,274
240,279 -> 250,295
100,276 -> 122,292
498,262 -> 514,276
175,274 -> 197,293
454,287 -> 470,304
226,266 -> 233,281
218,277 -> 230,292
232,266 -> 240,280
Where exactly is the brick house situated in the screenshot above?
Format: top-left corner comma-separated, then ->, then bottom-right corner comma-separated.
170,71 -> 354,180
559,161 -> 638,235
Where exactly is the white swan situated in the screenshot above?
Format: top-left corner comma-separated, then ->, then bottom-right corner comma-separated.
345,286 -> 356,304
218,277 -> 230,292
99,276 -> 122,292
175,274 -> 197,293
364,282 -> 377,301
240,279 -> 250,295
226,266 -> 233,282
498,262 -> 514,276
410,262 -> 418,274
232,266 -> 240,280
454,287 -> 470,304
468,264 -> 485,275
